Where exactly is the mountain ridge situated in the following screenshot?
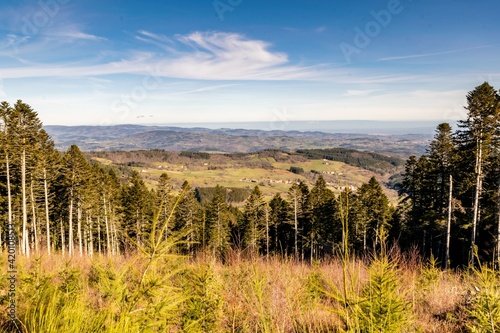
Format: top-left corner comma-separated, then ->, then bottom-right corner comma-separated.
44,124 -> 432,157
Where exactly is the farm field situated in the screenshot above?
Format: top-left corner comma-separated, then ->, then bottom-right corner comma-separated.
90,152 -> 399,202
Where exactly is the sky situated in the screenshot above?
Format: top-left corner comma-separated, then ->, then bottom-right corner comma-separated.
0,0 -> 499,127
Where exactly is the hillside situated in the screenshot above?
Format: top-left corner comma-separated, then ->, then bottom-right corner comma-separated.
88,149 -> 401,202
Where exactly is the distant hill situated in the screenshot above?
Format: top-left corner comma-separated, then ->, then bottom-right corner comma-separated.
295,148 -> 404,175
44,124 -> 431,157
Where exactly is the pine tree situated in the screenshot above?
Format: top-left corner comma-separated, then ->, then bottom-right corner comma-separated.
357,177 -> 391,251
174,181 -> 200,254
120,170 -> 154,250
456,82 -> 500,264
205,184 -> 230,259
268,193 -> 292,256
11,100 -> 43,257
242,186 -> 266,255
156,173 -> 174,241
287,181 -> 310,259
308,176 -> 337,261
58,145 -> 91,256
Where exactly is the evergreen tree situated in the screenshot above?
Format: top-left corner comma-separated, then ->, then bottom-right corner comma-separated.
456,82 -> 500,263
357,177 -> 391,251
307,176 -> 338,260
205,184 -> 230,259
268,193 -> 292,256
156,173 -> 174,241
242,186 -> 266,255
120,170 -> 154,250
174,181 -> 201,254
287,181 -> 310,259
57,145 -> 91,256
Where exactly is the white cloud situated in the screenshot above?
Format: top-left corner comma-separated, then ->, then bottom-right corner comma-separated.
0,31 -> 332,81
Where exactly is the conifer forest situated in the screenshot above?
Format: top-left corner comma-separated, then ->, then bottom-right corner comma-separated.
1,83 -> 500,332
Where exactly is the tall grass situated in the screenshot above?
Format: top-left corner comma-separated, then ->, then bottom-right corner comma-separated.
0,251 -> 498,332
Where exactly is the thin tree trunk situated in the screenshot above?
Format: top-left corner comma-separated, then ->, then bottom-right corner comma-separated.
97,217 -> 101,255
90,216 -> 94,257
77,203 -> 83,257
294,190 -> 298,259
310,230 -> 314,264
83,226 -> 87,256
265,206 -> 269,260
69,188 -> 74,257
6,152 -> 13,253
30,179 -> 38,254
103,196 -> 110,256
43,168 -> 51,256
363,226 -> 367,253
471,138 -> 482,265
445,175 -> 453,269
61,219 -> 65,257
112,219 -> 119,255
21,149 -> 29,257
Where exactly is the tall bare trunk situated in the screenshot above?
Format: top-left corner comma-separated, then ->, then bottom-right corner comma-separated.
69,188 -> 74,257
21,149 -> 29,257
77,203 -> 83,257
265,206 -> 269,260
113,220 -> 120,255
471,139 -> 482,265
89,217 -> 94,257
103,196 -> 110,256
97,217 -> 101,255
445,175 -> 453,269
6,152 -> 13,252
30,178 -> 38,254
61,219 -> 65,256
293,190 -> 298,259
43,168 -> 51,256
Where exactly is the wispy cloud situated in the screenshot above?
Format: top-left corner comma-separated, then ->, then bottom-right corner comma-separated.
50,31 -> 106,41
378,45 -> 494,61
345,89 -> 381,96
1,31 -> 332,81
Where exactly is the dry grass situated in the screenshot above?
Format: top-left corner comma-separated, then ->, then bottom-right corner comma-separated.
0,251 -> 496,332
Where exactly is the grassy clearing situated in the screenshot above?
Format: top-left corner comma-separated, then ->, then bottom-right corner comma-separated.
114,157 -> 397,201
0,251 -> 495,332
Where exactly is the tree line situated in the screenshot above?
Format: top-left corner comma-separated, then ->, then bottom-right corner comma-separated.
1,82 -> 499,268
397,82 -> 500,267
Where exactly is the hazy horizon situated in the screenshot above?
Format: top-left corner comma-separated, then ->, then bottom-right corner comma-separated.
44,119 -> 450,136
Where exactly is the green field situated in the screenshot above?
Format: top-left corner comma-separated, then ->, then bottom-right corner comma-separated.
91,153 -> 398,202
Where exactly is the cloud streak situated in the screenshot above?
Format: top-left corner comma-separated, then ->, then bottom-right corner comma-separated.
1,31 -> 332,81
378,45 -> 494,61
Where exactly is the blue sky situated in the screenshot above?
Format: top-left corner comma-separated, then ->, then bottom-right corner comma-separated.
0,0 -> 499,126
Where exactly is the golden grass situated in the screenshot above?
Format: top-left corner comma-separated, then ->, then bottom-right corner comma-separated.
0,251 -> 494,332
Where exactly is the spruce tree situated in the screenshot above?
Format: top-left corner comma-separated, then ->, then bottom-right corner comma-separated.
242,185 -> 266,255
